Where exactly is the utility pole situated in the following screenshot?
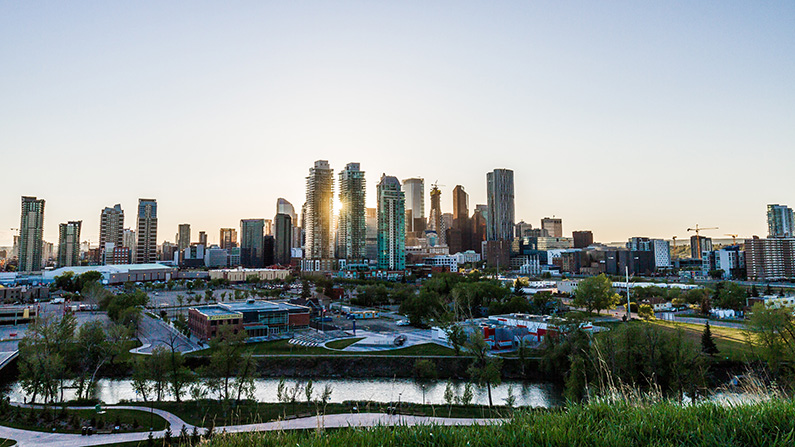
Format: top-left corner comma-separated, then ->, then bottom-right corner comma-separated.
626,266 -> 631,321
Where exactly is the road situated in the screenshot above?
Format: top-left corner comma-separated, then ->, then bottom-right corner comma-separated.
0,404 -> 503,447
133,314 -> 202,354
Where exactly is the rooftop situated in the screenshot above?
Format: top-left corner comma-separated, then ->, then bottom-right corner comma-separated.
192,305 -> 242,317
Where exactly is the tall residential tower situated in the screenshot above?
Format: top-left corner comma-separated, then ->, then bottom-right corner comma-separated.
377,175 -> 406,270
304,160 -> 334,259
135,199 -> 158,263
18,196 -> 45,272
338,162 -> 366,260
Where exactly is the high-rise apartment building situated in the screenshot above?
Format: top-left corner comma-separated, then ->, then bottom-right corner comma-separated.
18,196 -> 45,272
365,207 -> 378,261
486,169 -> 515,242
240,219 -> 265,268
690,236 -> 713,259
541,217 -> 563,238
264,219 -> 273,237
745,236 -> 795,280
198,231 -> 207,247
135,199 -> 158,264
274,213 -> 292,265
428,184 -> 445,245
177,224 -> 191,253
304,160 -> 334,259
448,185 -> 473,254
99,204 -> 124,263
572,230 -> 594,249
767,204 -> 794,238
57,221 -> 82,267
123,229 -> 136,250
219,228 -> 237,250
338,162 -> 366,260
377,175 -> 406,270
277,198 -> 301,250
402,178 -> 425,234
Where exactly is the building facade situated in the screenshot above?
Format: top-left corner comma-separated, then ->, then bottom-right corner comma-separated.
486,169 -> 515,242
274,213 -> 292,266
768,204 -> 794,238
18,196 -> 45,272
402,178 -> 425,235
377,175 -> 406,270
745,236 -> 795,280
572,230 -> 594,249
135,199 -> 158,264
240,219 -> 265,268
220,228 -> 237,250
541,217 -> 563,238
304,160 -> 334,259
57,221 -> 82,267
99,204 -> 124,264
338,162 -> 366,260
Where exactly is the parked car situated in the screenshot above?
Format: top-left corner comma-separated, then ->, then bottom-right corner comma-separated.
396,320 -> 410,326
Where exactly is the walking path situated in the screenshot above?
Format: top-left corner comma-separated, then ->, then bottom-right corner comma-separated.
0,403 -> 503,447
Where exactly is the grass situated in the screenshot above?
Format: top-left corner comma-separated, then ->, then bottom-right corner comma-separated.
196,399 -> 795,447
650,320 -> 754,361
189,340 -> 456,357
147,400 -> 511,427
324,337 -> 365,349
0,407 -> 168,434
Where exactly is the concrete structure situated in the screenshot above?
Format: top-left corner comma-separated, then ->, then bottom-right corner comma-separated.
485,169 -> 514,267
204,246 -> 229,268
188,299 -> 310,341
428,184 -> 445,246
208,267 -> 290,282
454,250 -> 481,264
220,228 -> 237,250
652,239 -> 672,269
277,198 -> 301,249
274,213 -> 292,265
43,263 -> 176,284
365,207 -> 378,261
0,286 -> 49,303
198,231 -> 207,247
240,219 -> 265,268
541,217 -> 562,238
338,162 -> 367,261
57,221 -> 82,267
304,160 -> 335,260
703,245 -> 745,279
0,304 -> 37,324
177,224 -> 191,254
99,204 -> 124,264
103,244 -> 131,265
423,255 -> 458,272
135,199 -> 158,264
377,175 -> 406,270
745,236 -> 795,280
768,204 -> 794,238
402,178 -> 425,235
123,228 -> 136,254
572,230 -> 593,249
18,196 -> 45,272
690,235 -> 712,260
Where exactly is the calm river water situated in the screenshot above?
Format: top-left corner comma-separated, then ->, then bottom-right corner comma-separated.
8,378 -> 564,407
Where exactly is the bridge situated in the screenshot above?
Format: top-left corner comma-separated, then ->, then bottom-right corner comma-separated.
0,350 -> 18,372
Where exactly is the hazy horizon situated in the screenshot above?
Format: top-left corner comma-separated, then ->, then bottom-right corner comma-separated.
2,1 -> 793,246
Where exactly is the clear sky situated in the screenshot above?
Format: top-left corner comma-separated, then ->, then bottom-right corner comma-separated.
1,1 -> 793,246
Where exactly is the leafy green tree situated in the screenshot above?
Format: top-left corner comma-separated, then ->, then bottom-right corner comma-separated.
204,325 -> 248,401
399,288 -> 445,327
131,356 -> 152,402
573,274 -> 619,314
701,321 -> 719,355
17,314 -> 76,404
443,324 -> 467,356
465,333 -> 502,407
747,303 -> 795,375
638,304 -> 655,320
716,282 -> 748,311
148,346 -> 171,401
413,359 -> 438,380
53,271 -> 76,292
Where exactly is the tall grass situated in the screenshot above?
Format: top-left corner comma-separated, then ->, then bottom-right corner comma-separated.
204,398 -> 795,447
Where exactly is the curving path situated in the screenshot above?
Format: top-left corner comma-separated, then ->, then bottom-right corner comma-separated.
0,403 -> 504,447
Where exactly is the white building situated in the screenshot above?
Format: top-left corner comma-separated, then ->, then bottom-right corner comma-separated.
454,250 -> 481,264
424,255 -> 458,272
651,239 -> 671,269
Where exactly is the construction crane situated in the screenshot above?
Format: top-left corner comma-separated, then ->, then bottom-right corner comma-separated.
725,234 -> 739,245
672,236 -> 677,248
687,225 -> 718,257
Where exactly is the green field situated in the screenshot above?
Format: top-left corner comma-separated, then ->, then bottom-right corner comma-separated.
650,320 -> 753,361
0,407 -> 168,434
190,339 -> 456,357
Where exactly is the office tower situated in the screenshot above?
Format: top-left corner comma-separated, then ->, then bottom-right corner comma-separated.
198,231 -> 207,247
135,199 -> 158,263
264,219 -> 273,236
338,162 -> 366,260
177,224 -> 191,253
263,235 -> 275,266
123,229 -> 136,250
365,207 -> 378,261
99,204 -> 124,263
402,178 -> 425,234
18,196 -> 45,272
690,236 -> 713,259
486,169 -> 515,241
304,160 -> 334,259
220,228 -> 237,250
160,241 -> 177,262
57,221 -> 82,267
377,175 -> 406,270
572,230 -> 594,249
768,204 -> 795,238
515,221 -> 533,238
448,185 -> 472,254
240,219 -> 265,268
274,213 -> 292,265
472,208 -> 487,253
541,217 -> 563,238
277,198 -> 301,250
428,184 -> 445,245
652,239 -> 672,269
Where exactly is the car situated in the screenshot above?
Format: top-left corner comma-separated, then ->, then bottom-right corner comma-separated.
396,320 -> 410,326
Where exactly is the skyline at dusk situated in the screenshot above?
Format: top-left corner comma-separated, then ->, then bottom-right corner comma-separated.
2,1 -> 794,246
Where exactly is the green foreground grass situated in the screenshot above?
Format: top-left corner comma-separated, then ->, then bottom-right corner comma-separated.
202,399 -> 795,447
651,320 -> 753,361
189,339 -> 456,357
146,400 -> 508,427
0,407 -> 168,434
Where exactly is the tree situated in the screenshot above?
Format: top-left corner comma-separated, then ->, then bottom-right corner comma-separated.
701,321 -> 719,355
17,314 -> 76,404
399,288 -> 445,327
73,320 -> 113,400
148,347 -> 171,401
716,282 -> 748,311
573,274 -> 619,314
443,324 -> 467,356
750,285 -> 759,297
638,304 -> 655,320
204,325 -> 247,401
747,303 -> 795,375
465,333 -> 502,407
131,356 -> 152,402
204,289 -> 214,303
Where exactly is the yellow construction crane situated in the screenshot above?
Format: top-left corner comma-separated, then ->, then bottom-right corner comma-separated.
725,234 -> 739,245
687,225 -> 718,257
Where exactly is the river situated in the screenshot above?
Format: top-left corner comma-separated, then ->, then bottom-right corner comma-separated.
7,378 -> 564,407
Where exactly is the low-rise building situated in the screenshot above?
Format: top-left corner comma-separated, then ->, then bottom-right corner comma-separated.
188,299 -> 310,341
208,267 -> 290,282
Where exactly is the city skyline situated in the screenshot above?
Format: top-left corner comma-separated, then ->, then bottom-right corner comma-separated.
2,2 -> 794,245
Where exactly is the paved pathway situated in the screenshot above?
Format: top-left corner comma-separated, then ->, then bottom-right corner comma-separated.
0,404 -> 503,447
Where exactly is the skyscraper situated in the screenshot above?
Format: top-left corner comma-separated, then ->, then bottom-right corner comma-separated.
768,204 -> 794,238
304,160 -> 334,259
219,228 -> 237,250
277,198 -> 301,250
57,221 -> 82,267
338,162 -> 366,260
365,207 -> 378,261
240,219 -> 265,268
449,185 -> 473,254
99,204 -> 124,262
541,217 -> 563,238
18,196 -> 45,272
486,169 -> 515,241
402,178 -> 425,234
377,175 -> 406,270
177,224 -> 191,253
428,184 -> 445,246
572,230 -> 594,249
135,199 -> 158,264
274,213 -> 292,265
198,231 -> 207,247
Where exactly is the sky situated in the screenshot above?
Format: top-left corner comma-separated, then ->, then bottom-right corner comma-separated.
1,1 -> 793,247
